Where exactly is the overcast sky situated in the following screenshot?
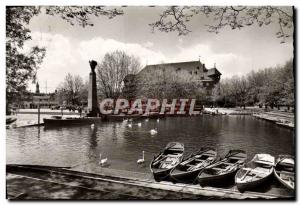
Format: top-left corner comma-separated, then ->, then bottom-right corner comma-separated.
24,6 -> 293,93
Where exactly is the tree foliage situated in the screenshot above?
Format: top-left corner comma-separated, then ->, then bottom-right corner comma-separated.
6,6 -> 123,113
137,69 -> 207,101
56,73 -> 87,105
214,59 -> 294,109
97,50 -> 141,99
6,7 -> 46,95
150,6 -> 293,43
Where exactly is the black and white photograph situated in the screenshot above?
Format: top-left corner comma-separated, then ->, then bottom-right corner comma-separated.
5,3 -> 295,201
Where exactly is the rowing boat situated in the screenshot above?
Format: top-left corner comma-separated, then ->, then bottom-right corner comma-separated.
169,147 -> 217,182
274,155 -> 294,191
235,153 -> 275,192
150,142 -> 184,181
197,150 -> 247,187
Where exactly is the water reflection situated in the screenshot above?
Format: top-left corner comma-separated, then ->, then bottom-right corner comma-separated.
88,126 -> 98,160
7,115 -> 294,173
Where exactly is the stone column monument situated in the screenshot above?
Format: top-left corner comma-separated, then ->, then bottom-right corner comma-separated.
87,60 -> 99,117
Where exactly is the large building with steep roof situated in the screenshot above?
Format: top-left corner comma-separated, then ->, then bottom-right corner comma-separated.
139,60 -> 221,88
123,60 -> 222,99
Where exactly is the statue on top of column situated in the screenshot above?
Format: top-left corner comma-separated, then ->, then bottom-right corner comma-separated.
89,60 -> 97,73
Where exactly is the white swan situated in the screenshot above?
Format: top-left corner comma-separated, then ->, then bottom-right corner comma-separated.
145,118 -> 149,122
150,128 -> 158,135
156,118 -> 160,123
137,151 -> 145,164
99,153 -> 108,167
91,124 -> 95,129
128,123 -> 132,128
123,119 -> 128,122
137,122 -> 142,127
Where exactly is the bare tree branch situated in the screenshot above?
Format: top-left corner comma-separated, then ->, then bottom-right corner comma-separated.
150,6 -> 293,42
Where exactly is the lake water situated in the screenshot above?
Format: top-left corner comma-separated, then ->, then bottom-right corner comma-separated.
6,115 -> 294,174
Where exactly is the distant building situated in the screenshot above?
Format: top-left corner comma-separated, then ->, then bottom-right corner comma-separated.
35,82 -> 40,94
123,60 -> 222,99
20,83 -> 59,109
138,60 -> 221,89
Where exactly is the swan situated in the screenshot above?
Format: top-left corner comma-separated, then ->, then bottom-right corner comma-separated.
137,151 -> 145,164
99,153 -> 108,167
137,122 -> 142,127
150,128 -> 158,135
91,124 -> 95,129
156,118 -> 160,123
128,123 -> 132,128
123,118 -> 128,122
145,118 -> 149,122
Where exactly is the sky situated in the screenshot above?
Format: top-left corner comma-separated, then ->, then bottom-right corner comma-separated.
24,6 -> 294,93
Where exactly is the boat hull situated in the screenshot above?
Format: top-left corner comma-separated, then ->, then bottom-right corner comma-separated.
236,172 -> 273,192
150,142 -> 184,182
43,117 -> 102,127
274,155 -> 294,191
170,169 -> 203,183
197,170 -> 238,187
6,117 -> 17,124
151,168 -> 173,181
274,171 -> 294,191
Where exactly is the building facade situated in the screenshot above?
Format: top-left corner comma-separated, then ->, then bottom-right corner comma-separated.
123,60 -> 222,100
138,61 -> 221,88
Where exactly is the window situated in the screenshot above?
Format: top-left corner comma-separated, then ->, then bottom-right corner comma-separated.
197,66 -> 200,70
195,71 -> 197,74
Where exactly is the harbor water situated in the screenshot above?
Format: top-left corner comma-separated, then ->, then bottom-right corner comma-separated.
7,114 -> 294,175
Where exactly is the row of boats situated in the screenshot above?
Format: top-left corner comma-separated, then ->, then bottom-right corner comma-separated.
150,142 -> 294,192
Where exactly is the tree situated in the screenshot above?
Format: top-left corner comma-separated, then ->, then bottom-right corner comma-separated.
6,7 -> 46,113
56,73 -> 87,106
137,68 -> 207,101
150,6 -> 293,43
215,59 -> 293,109
97,50 -> 141,99
6,6 -> 123,113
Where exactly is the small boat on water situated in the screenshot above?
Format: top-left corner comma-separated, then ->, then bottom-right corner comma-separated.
43,116 -> 102,127
150,142 -> 184,181
197,150 -> 247,187
235,153 -> 275,192
169,147 -> 217,182
274,155 -> 294,191
6,116 -> 17,124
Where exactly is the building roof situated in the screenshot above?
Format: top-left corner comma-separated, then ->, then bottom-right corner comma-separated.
207,68 -> 222,76
139,61 -> 203,74
138,60 -> 222,78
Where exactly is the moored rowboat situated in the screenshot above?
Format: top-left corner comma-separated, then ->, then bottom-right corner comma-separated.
169,147 -> 217,182
235,153 -> 275,192
274,155 -> 294,191
43,116 -> 102,127
150,142 -> 184,181
6,116 -> 17,124
197,150 -> 247,187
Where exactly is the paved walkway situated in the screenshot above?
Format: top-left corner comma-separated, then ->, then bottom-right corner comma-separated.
6,164 -> 294,200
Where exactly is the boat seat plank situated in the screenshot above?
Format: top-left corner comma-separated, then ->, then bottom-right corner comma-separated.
152,156 -> 167,166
